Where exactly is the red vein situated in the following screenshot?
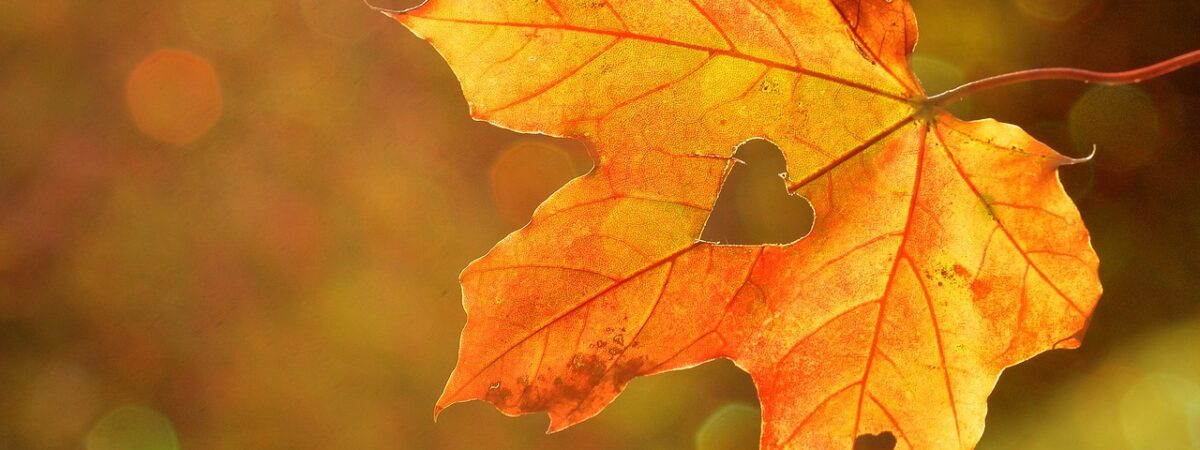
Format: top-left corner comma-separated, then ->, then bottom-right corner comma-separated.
593,234 -> 653,262
932,124 -> 1086,316
825,0 -> 912,94
990,201 -> 1069,222
464,25 -> 501,60
479,32 -> 539,77
849,124 -> 926,444
697,67 -> 770,119
824,170 -> 835,212
973,225 -> 1000,284
647,330 -> 716,373
543,0 -> 565,19
908,254 -> 964,448
794,232 -> 903,286
1001,264 -> 1032,358
937,122 -> 1051,161
780,381 -> 862,446
787,115 -> 916,193
770,299 -> 879,389
714,249 -> 764,326
1027,249 -> 1097,271
441,243 -> 700,403
531,329 -> 551,383
563,260 -> 679,418
916,202 -> 948,233
590,54 -> 715,123
402,14 -> 910,102
746,0 -> 800,65
874,349 -> 900,376
598,0 -> 628,31
467,264 -> 618,281
868,393 -> 913,449
539,193 -> 712,223
687,0 -> 737,51
482,37 -> 621,115
572,302 -> 595,353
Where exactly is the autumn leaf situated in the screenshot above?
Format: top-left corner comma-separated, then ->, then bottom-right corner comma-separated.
385,1 -> 1101,448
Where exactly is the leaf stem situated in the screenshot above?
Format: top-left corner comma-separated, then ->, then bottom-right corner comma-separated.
927,49 -> 1200,106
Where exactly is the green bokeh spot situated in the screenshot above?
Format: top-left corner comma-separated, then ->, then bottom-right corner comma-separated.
86,404 -> 180,450
695,403 -> 760,450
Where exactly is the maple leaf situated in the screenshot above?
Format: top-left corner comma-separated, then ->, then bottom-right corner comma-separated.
385,1 -> 1102,448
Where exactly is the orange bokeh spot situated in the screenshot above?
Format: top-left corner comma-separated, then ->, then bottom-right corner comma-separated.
489,141 -> 583,227
125,49 -> 222,145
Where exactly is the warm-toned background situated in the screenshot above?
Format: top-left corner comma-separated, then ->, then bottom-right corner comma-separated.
1,1 -> 1198,449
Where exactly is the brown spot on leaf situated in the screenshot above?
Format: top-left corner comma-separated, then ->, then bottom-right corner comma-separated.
485,382 -> 513,407
611,357 -> 647,387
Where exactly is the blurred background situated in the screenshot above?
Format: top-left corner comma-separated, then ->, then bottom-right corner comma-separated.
0,0 -> 1197,449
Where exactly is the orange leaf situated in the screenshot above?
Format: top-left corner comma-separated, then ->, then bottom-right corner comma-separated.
387,1 -> 1100,448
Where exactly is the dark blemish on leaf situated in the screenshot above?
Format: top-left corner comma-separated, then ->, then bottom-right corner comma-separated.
933,263 -> 970,289
936,266 -> 953,280
485,382 -> 513,407
611,356 -> 647,387
572,354 -> 607,385
516,376 -> 548,411
854,431 -> 897,450
547,353 -> 609,405
979,193 -> 997,219
551,376 -> 584,403
612,334 -> 624,345
508,353 -> 649,414
761,79 -> 780,93
847,31 -> 875,65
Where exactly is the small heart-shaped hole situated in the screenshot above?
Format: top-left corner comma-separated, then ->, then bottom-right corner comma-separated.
701,139 -> 814,245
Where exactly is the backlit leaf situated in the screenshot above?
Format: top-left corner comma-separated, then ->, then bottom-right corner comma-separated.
387,1 -> 1101,448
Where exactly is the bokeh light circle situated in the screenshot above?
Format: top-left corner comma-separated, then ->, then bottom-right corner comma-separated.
23,361 -> 101,447
1069,85 -> 1161,173
695,403 -> 760,450
85,404 -> 180,450
489,141 -> 582,227
1119,372 -> 1200,449
126,49 -> 223,145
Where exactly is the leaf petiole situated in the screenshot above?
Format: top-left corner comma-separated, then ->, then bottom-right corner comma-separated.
928,48 -> 1200,106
